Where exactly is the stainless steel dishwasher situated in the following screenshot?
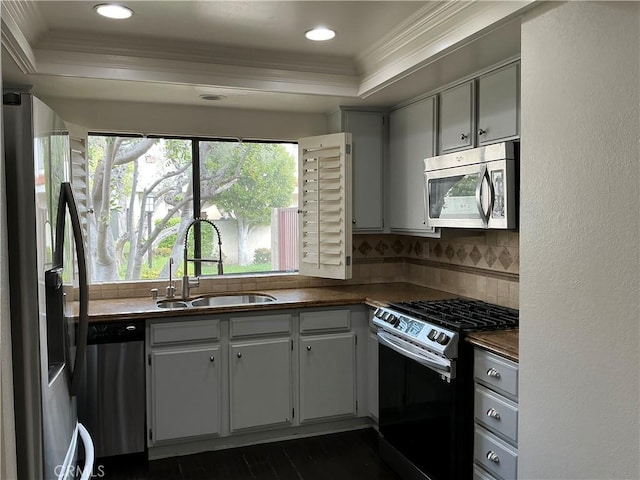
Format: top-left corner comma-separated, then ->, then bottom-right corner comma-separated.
77,320 -> 145,458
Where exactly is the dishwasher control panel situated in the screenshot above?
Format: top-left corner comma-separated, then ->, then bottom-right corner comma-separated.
86,321 -> 144,344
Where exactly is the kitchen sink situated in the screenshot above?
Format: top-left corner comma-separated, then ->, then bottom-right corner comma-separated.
156,293 -> 275,309
190,293 -> 275,307
156,300 -> 189,309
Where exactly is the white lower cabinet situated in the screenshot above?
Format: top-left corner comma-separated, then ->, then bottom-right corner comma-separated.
147,318 -> 221,445
473,348 -> 519,480
299,332 -> 356,422
146,306 -> 369,458
151,346 -> 221,442
367,329 -> 378,421
229,338 -> 292,431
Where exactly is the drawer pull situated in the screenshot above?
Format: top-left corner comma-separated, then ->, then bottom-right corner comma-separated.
486,408 -> 501,420
487,451 -> 500,464
486,368 -> 501,379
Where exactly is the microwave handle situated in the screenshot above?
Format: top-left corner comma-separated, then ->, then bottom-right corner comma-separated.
423,173 -> 430,226
475,165 -> 494,227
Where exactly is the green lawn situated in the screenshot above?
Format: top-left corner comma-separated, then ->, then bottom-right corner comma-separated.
120,255 -> 272,280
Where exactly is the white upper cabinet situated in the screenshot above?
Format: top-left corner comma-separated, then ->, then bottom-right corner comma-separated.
438,61 -> 520,154
477,63 -> 520,146
298,133 -> 352,280
328,108 -> 386,232
340,109 -> 386,232
439,81 -> 475,153
388,96 -> 438,234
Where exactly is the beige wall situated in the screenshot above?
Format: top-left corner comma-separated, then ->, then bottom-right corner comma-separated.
520,2 -> 640,478
45,98 -> 328,141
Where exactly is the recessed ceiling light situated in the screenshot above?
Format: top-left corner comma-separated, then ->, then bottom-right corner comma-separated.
199,94 -> 227,101
305,27 -> 336,42
94,4 -> 134,19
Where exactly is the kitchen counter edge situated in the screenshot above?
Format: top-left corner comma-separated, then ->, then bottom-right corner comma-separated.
466,329 -> 519,363
82,283 -> 456,322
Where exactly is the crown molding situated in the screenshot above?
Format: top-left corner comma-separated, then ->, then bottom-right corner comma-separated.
35,48 -> 360,97
1,0 -> 47,73
356,0 -> 537,98
5,0 -> 535,102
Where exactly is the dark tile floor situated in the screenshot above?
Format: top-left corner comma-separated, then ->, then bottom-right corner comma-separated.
97,428 -> 401,480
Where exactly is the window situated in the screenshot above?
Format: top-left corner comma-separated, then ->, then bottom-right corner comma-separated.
85,135 -> 298,283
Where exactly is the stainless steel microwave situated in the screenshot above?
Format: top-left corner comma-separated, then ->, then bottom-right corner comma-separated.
424,142 -> 517,229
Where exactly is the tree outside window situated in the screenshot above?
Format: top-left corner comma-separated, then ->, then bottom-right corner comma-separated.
86,135 -> 297,283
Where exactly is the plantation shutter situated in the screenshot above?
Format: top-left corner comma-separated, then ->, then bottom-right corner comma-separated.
298,133 -> 352,280
67,124 -> 90,239
67,123 -> 91,279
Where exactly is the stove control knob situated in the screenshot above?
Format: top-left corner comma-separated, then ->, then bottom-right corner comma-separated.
427,329 -> 438,341
436,332 -> 450,345
387,314 -> 397,325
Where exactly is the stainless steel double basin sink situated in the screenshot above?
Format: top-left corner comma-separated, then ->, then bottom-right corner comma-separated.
156,293 -> 276,310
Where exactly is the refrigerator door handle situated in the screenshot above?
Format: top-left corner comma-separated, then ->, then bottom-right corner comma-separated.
77,423 -> 94,480
55,182 -> 89,396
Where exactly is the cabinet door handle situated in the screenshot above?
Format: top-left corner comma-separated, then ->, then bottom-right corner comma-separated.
209,356 -> 215,362
486,408 -> 501,420
486,367 -> 501,378
487,451 -> 500,463
460,133 -> 468,140
307,345 -> 312,351
478,128 -> 486,136
237,352 -> 242,358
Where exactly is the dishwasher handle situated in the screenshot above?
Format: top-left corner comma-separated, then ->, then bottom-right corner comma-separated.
87,322 -> 145,344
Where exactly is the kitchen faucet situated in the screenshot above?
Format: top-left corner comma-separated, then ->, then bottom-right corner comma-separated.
166,257 -> 176,298
182,217 -> 223,300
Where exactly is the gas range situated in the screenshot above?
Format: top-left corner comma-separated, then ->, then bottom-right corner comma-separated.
373,298 -> 519,361
375,298 -> 519,480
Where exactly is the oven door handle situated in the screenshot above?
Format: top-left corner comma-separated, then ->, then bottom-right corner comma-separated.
377,331 -> 452,379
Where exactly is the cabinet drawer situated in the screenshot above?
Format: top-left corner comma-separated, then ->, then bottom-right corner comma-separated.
300,309 -> 350,332
230,314 -> 291,338
474,426 -> 518,480
474,349 -> 518,398
150,319 -> 219,345
475,385 -> 518,444
473,465 -> 500,480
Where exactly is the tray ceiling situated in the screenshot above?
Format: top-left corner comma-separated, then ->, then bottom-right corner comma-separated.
2,1 -> 535,113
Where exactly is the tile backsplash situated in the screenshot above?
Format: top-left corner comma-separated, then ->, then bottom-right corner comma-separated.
351,231 -> 519,308
88,231 -> 519,309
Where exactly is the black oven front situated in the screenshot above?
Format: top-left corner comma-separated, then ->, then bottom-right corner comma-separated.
378,338 -> 473,480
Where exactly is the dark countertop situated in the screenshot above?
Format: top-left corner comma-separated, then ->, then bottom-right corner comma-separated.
83,282 -> 456,322
83,282 -> 518,361
466,329 -> 519,362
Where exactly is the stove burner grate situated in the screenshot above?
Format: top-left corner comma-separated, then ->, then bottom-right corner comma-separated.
388,298 -> 518,333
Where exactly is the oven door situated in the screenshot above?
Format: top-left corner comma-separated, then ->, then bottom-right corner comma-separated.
378,334 -> 471,480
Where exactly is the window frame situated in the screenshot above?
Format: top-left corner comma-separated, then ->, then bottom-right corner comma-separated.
84,133 -> 300,282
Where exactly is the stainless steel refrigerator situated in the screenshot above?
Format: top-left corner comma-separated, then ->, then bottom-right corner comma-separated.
3,91 -> 94,479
